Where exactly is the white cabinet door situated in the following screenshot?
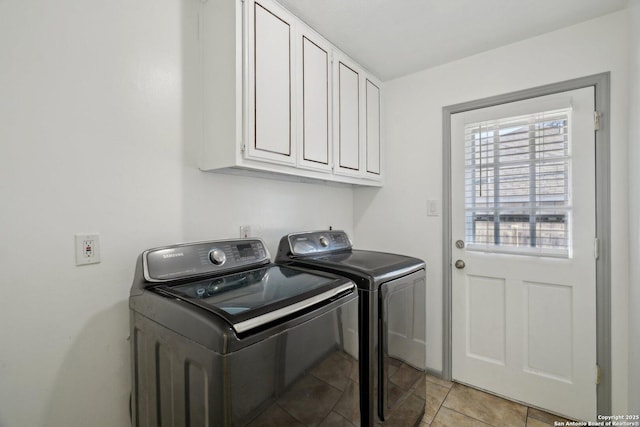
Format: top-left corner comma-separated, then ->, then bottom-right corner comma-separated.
247,0 -> 296,165
333,53 -> 361,176
297,31 -> 331,172
365,78 -> 381,177
332,52 -> 383,181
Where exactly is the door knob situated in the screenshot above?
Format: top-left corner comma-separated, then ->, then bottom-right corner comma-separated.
455,260 -> 466,269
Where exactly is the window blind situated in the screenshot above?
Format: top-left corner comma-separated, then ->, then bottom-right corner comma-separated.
464,108 -> 571,257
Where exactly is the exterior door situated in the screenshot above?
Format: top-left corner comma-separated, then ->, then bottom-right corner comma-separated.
450,87 -> 597,421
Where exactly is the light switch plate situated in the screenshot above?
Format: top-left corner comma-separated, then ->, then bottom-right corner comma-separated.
427,199 -> 440,216
75,233 -> 101,265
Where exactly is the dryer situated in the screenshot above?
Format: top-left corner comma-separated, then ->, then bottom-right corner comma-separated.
276,230 -> 427,426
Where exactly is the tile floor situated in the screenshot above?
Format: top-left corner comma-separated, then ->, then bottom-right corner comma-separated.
244,348 -> 573,426
422,374 -> 572,427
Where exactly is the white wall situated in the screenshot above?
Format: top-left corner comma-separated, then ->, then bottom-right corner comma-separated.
1,0 -> 635,425
628,0 -> 640,415
354,10 -> 631,414
0,0 -> 353,426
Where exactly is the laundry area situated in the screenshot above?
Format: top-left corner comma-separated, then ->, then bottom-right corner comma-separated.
1,0 -> 639,426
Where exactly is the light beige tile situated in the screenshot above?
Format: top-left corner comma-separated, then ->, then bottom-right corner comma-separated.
431,407 -> 492,427
427,381 -> 450,401
527,407 -> 572,425
422,381 -> 450,424
425,374 -> 454,389
527,416 -> 553,427
442,383 -> 527,427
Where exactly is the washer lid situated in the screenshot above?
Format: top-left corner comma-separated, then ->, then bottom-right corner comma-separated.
154,265 -> 354,334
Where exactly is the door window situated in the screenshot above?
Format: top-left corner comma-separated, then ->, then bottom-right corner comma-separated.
464,108 -> 572,257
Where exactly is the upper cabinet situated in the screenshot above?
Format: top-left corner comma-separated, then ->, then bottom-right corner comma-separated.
247,0 -> 296,166
334,53 -> 361,177
333,51 -> 383,180
199,0 -> 382,186
297,28 -> 332,173
365,77 -> 382,178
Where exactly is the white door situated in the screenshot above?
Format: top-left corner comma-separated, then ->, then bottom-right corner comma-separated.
451,87 -> 597,421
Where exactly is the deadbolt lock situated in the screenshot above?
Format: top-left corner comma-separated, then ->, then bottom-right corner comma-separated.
455,240 -> 465,249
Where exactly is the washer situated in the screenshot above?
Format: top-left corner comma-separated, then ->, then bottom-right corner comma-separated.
276,230 -> 427,426
129,238 -> 360,426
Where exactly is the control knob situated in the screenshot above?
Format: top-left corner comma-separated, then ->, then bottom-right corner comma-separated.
319,236 -> 330,248
209,248 -> 227,266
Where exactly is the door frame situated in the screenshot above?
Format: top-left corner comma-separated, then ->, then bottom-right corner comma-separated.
442,73 -> 611,416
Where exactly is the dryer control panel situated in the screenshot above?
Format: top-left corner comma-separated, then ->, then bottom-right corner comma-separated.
285,230 -> 352,256
143,239 -> 270,283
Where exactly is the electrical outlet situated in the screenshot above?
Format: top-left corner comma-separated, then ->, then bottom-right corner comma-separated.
75,233 -> 101,265
240,225 -> 251,238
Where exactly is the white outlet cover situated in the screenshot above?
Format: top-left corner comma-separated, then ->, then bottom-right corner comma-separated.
240,225 -> 251,238
75,233 -> 101,265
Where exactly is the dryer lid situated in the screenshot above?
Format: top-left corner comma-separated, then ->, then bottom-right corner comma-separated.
276,230 -> 425,288
297,250 -> 425,286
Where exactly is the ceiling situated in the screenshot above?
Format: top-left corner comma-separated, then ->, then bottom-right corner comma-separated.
276,0 -> 629,81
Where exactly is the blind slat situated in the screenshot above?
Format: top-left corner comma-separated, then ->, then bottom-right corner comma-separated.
463,107 -> 571,257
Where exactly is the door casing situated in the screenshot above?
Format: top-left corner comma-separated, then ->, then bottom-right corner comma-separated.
441,73 -> 611,416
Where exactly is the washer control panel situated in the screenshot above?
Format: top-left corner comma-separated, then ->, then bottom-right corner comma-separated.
287,230 -> 352,256
143,239 -> 269,282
